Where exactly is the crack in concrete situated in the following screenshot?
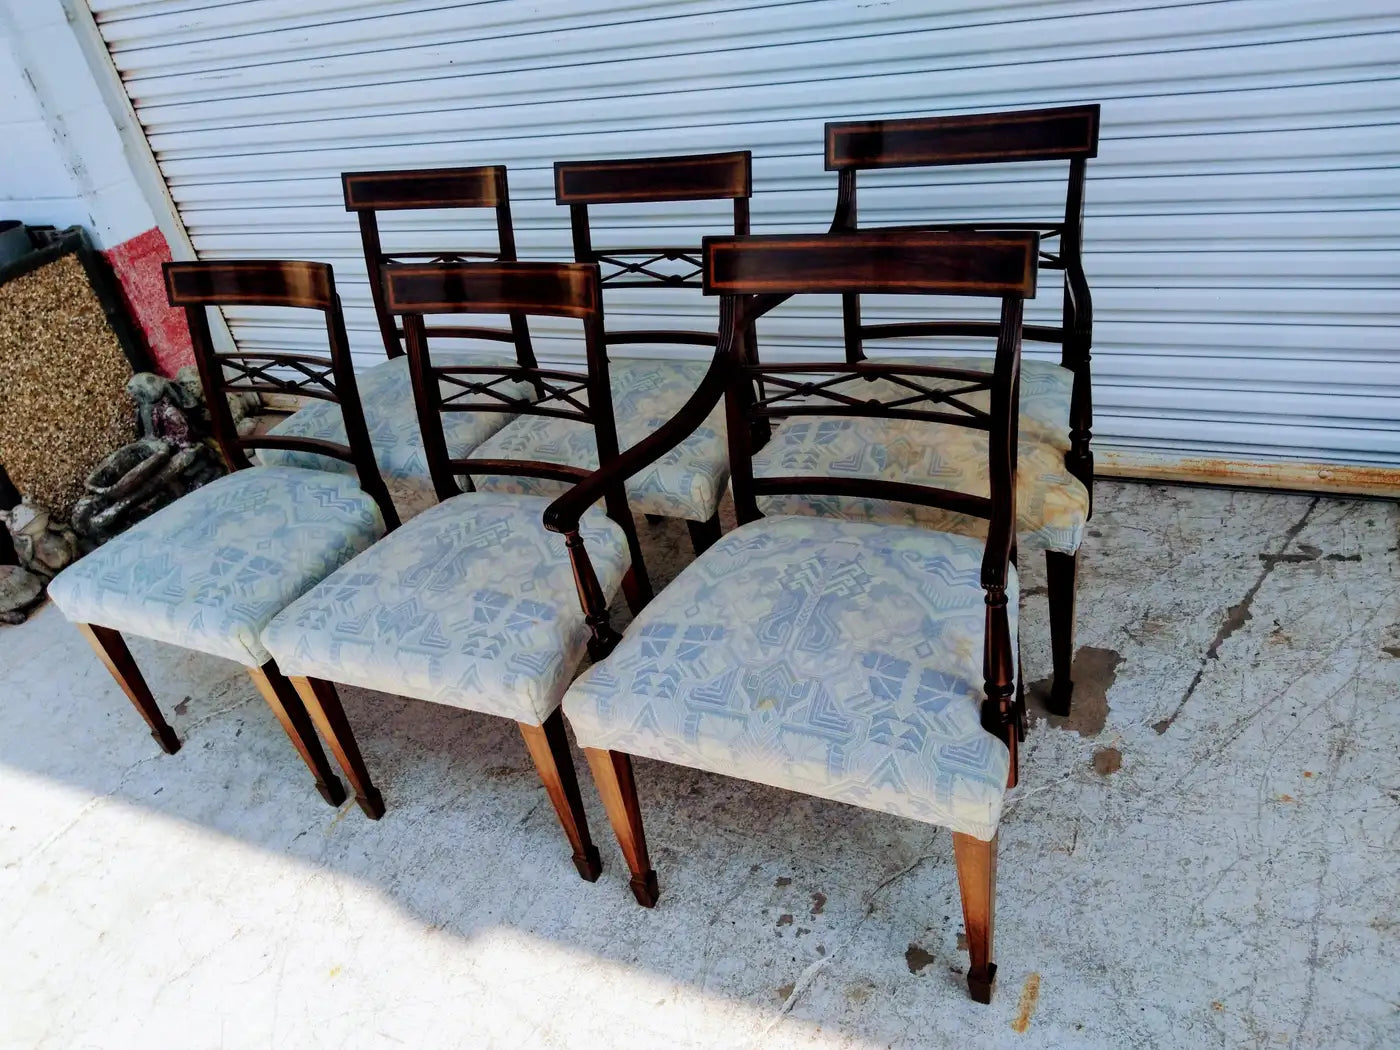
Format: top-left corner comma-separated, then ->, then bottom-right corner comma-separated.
750,841 -> 939,1042
1153,497 -> 1320,734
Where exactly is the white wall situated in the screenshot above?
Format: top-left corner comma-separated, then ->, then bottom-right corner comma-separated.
0,0 -> 156,247
0,29 -> 85,231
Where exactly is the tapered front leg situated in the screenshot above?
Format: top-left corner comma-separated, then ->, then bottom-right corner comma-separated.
75,623 -> 181,754
519,711 -> 603,881
290,676 -> 384,819
584,748 -> 658,907
247,662 -> 347,808
686,514 -> 722,557
953,831 -> 998,1004
1045,549 -> 1078,716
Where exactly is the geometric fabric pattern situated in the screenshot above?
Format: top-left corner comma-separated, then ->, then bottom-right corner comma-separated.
46,466 -> 386,667
260,493 -> 631,727
749,375 -> 1088,554
469,357 -> 730,522
563,515 -> 1014,840
261,353 -> 530,481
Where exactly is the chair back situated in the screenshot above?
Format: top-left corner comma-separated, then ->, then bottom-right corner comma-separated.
704,230 -> 1037,589
555,151 -> 751,351
164,259 -> 399,529
342,166 -> 537,370
704,229 -> 1037,757
382,261 -> 630,507
824,104 -> 1097,362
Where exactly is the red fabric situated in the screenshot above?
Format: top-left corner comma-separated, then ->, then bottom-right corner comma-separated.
102,226 -> 193,376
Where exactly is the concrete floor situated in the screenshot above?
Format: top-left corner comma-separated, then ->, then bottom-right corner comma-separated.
1,481 -> 1397,1049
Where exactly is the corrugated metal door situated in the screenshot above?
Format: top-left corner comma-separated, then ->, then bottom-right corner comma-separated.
85,0 -> 1400,478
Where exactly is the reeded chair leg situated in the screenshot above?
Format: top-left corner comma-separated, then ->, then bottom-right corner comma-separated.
952,831 -> 998,1004
75,623 -> 181,754
246,662 -> 347,807
519,711 -> 603,881
290,676 -> 385,819
686,513 -> 722,556
1045,549 -> 1078,716
584,747 -> 658,907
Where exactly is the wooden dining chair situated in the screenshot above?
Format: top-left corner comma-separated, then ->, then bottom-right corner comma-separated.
808,104 -> 1099,714
259,167 -> 535,490
47,261 -> 399,807
259,262 -> 647,875
465,152 -> 751,557
552,230 -> 1035,1004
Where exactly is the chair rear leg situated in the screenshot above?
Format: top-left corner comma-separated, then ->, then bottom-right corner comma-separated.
247,662 -> 347,808
1045,549 -> 1078,716
75,623 -> 181,754
686,513 -> 722,556
290,676 -> 385,819
952,831 -> 998,1004
519,711 -> 603,882
584,747 -> 658,907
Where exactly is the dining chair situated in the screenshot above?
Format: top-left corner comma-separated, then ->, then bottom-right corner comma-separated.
799,104 -> 1098,714
258,167 -> 535,492
47,261 -> 399,807
552,230 -> 1036,1004
466,151 -> 751,557
259,261 -> 646,876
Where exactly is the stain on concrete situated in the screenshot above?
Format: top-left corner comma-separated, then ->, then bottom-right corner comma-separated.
482,766 -> 519,779
1028,647 -> 1122,737
1011,972 -> 1042,1034
776,913 -> 794,927
1382,626 -> 1400,659
775,981 -> 795,1000
1022,585 -> 1047,597
1155,498 -> 1320,735
845,981 -> 872,1005
1093,747 -> 1123,776
810,891 -> 826,917
174,697 -> 191,717
956,932 -> 968,951
774,876 -> 791,888
1260,544 -> 1360,564
905,943 -> 936,975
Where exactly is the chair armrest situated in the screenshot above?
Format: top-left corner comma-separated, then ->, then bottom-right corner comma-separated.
1063,257 -> 1093,351
543,345 -> 733,535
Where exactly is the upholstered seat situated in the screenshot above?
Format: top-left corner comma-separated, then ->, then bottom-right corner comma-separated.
260,493 -> 630,726
47,466 -> 385,667
750,404 -> 1088,554
470,358 -> 729,521
261,354 -> 530,482
563,515 -> 1014,840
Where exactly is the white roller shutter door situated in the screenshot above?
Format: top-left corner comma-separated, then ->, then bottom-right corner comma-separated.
85,0 -> 1400,479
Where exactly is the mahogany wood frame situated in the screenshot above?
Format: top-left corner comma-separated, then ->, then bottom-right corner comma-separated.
268,261 -> 644,857
547,232 -> 1034,999
67,261 -> 411,808
825,104 -> 1099,716
556,150 -> 753,553
342,165 -> 539,377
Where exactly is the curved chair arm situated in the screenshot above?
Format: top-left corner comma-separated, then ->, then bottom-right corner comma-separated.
1063,256 -> 1093,355
544,344 -> 733,536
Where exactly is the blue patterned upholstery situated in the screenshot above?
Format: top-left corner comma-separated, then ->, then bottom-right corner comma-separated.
751,409 -> 1087,554
470,357 -> 729,521
563,515 -> 1014,840
261,354 -> 529,481
260,493 -> 630,726
47,467 -> 385,667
